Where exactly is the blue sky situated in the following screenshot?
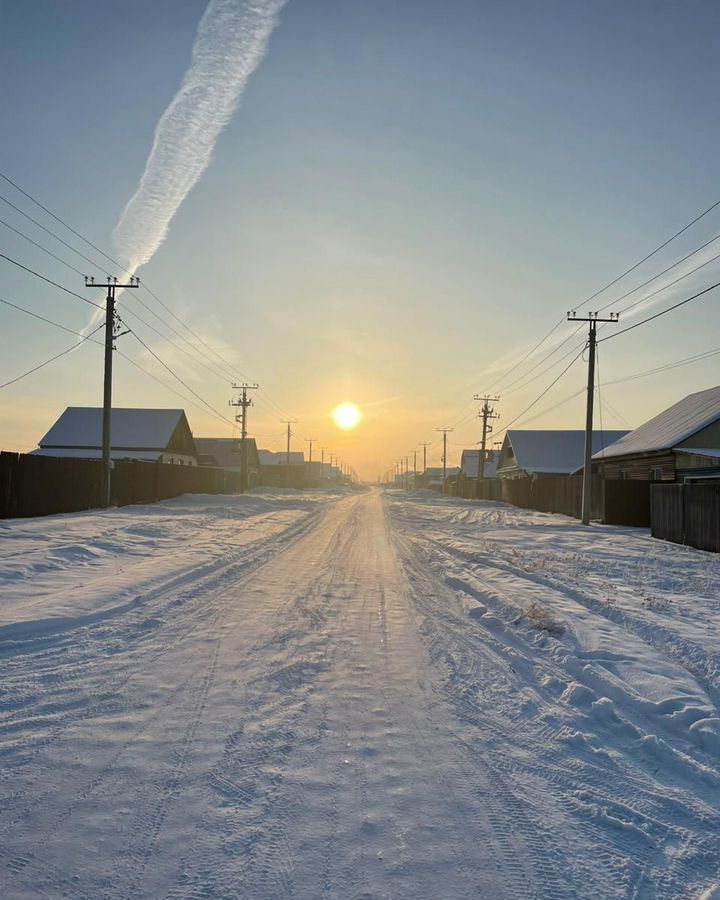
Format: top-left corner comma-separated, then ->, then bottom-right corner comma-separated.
2,0 -> 720,477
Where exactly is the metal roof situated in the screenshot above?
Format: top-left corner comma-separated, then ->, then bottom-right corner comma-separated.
500,430 -> 628,476
593,386 -> 720,460
38,407 -> 190,451
258,449 -> 305,466
460,450 -> 498,479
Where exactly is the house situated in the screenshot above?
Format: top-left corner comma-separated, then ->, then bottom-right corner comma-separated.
194,437 -> 260,485
33,407 -> 198,465
460,449 -> 499,480
593,385 -> 720,481
417,466 -> 461,492
258,449 -> 307,488
496,430 -> 628,480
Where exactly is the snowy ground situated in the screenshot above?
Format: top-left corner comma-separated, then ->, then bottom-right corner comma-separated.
1,487 -> 720,899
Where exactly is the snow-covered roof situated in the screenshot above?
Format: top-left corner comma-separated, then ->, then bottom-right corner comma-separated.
460,450 -> 498,479
39,407 -> 189,450
501,430 -> 628,475
593,386 -> 720,460
195,437 -> 259,470
258,449 -> 305,466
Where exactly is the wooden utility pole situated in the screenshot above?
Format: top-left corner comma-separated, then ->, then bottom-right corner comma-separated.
473,395 -> 500,481
282,420 -> 298,487
419,441 -> 431,474
567,311 -> 619,525
413,449 -> 417,489
85,275 -> 139,507
230,383 -> 258,492
305,437 -> 316,485
436,428 -> 453,494
319,446 -> 326,480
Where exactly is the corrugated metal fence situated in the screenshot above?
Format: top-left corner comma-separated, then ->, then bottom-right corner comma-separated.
0,452 -> 242,519
651,483 -> 720,552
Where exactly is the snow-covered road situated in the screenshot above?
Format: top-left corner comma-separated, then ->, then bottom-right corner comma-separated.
1,488 -> 720,899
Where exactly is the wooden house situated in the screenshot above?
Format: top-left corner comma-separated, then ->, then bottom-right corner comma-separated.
593,385 -> 720,481
33,407 -> 198,465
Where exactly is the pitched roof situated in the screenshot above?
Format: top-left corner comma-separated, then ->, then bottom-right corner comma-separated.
258,449 -> 305,466
594,386 -> 720,460
500,430 -> 628,475
194,437 -> 259,470
460,450 -> 498,479
39,407 -> 191,451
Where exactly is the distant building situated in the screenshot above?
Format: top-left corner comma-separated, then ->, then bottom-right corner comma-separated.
417,466 -> 461,492
593,385 -> 720,481
496,430 -> 627,480
460,449 -> 499,480
33,407 -> 198,465
194,437 -> 260,485
258,448 -> 306,488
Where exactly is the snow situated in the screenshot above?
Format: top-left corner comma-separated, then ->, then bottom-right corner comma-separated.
1,487 -> 720,898
500,429 -> 628,475
37,406 -> 187,450
595,384 -> 720,459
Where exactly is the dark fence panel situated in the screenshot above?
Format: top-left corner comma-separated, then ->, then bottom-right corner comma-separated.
502,478 -> 531,509
604,480 -> 650,527
651,484 -> 684,545
0,451 -> 102,518
684,484 -> 720,553
0,451 -> 242,519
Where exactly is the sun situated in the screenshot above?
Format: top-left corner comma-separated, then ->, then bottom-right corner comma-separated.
333,402 -> 362,430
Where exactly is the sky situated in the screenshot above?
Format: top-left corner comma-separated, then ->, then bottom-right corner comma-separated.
2,0 -> 720,480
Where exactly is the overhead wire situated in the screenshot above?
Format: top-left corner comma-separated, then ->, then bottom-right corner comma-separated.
0,251 -> 102,308
0,168 -> 295,419
0,323 -> 103,389
599,280 -> 720,343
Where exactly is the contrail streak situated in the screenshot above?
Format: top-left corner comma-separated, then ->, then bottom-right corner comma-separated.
112,0 -> 287,275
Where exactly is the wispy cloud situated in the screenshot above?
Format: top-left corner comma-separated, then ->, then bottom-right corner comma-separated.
112,0 -> 287,275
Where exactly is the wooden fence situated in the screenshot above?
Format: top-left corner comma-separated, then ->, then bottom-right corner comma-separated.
652,483 -> 720,552
0,452 -> 242,519
500,475 -> 650,526
501,475 -> 604,521
454,475 -> 502,501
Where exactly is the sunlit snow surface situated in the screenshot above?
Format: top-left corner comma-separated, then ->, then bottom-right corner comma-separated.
1,487 -> 719,899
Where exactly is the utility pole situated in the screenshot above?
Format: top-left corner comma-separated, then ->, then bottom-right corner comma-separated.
567,310 -> 619,525
85,275 -> 139,507
305,437 -> 316,485
282,420 -> 298,487
473,395 -> 500,481
413,449 -> 417,489
436,428 -> 453,494
419,441 -> 430,474
319,446 -> 326,480
229,382 -> 258,492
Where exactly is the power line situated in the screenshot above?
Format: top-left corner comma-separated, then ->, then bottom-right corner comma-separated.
599,279 -> 720,343
0,215 -> 85,276
125,323 -> 236,427
0,324 -> 103,389
0,251 -> 102,308
500,348 -> 585,433
584,194 -> 720,308
0,169 -> 295,419
0,294 -> 103,339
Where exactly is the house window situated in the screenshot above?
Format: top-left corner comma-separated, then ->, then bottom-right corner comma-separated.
650,467 -> 662,481
619,470 -> 628,480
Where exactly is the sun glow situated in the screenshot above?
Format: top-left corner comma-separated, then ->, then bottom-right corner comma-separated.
333,402 -> 362,430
